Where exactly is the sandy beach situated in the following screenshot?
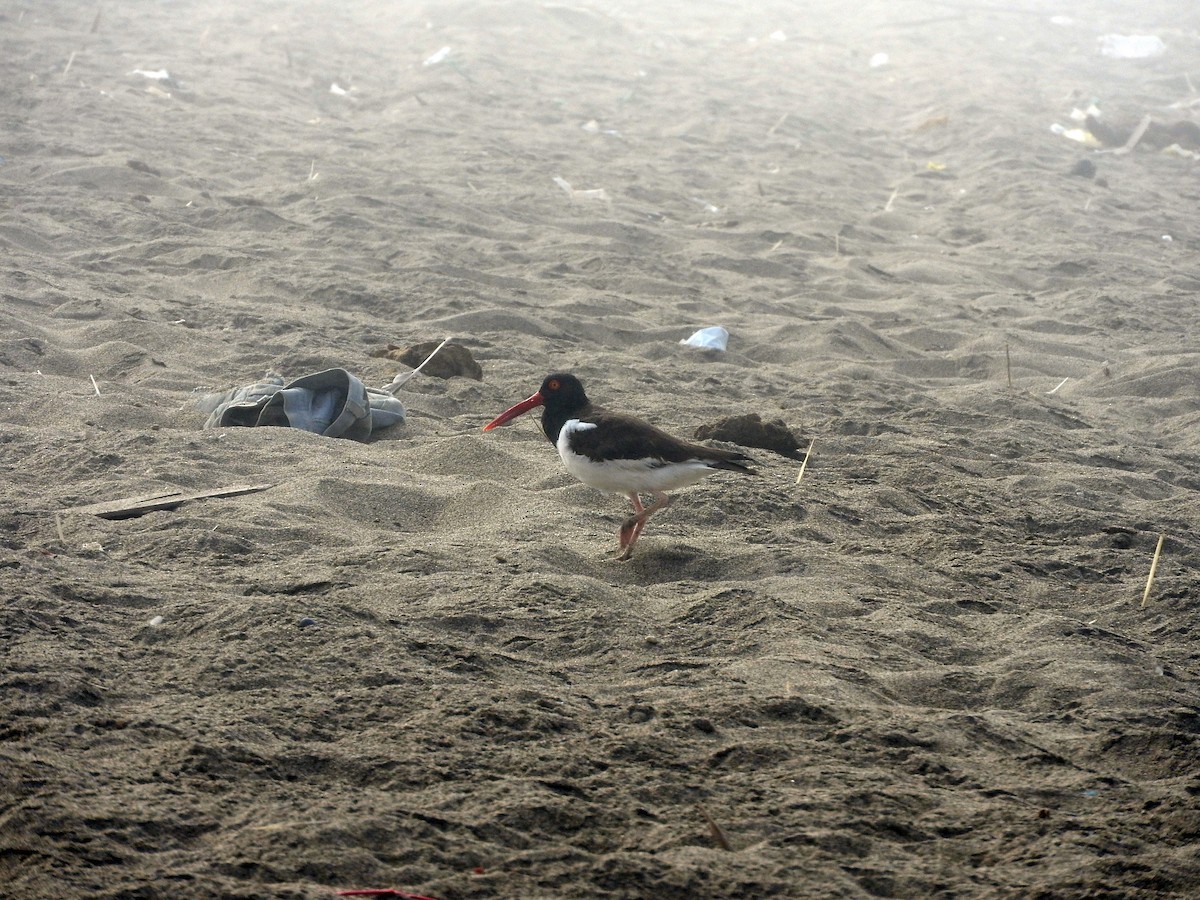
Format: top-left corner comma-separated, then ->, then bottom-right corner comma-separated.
3,1 -> 1199,896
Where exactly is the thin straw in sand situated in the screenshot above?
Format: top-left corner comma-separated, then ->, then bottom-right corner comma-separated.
1140,533 -> 1165,608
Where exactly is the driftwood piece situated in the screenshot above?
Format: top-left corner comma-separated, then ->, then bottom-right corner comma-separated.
67,483 -> 273,520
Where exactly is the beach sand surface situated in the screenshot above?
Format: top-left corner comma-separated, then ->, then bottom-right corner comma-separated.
2,1 -> 1199,897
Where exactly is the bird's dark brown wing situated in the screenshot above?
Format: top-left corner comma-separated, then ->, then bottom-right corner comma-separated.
570,409 -> 757,474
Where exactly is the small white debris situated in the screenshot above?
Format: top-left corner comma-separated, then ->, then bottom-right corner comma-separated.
1098,34 -> 1166,59
423,46 -> 451,66
553,176 -> 610,202
681,326 -> 729,351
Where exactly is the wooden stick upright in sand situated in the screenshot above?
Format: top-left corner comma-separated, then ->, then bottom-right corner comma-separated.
1140,533 -> 1165,608
795,438 -> 815,484
696,804 -> 733,851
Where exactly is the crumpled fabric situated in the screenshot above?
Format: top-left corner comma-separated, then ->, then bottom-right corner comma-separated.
198,368 -> 405,441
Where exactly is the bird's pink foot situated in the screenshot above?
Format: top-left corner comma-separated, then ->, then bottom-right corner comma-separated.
617,516 -> 640,560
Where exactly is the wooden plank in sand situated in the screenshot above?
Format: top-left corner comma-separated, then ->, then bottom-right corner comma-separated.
67,484 -> 273,520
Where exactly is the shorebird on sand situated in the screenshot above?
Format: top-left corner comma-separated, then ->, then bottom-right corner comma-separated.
484,373 -> 757,559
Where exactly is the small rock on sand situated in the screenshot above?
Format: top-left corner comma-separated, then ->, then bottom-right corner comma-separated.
374,341 -> 483,380
694,413 -> 803,459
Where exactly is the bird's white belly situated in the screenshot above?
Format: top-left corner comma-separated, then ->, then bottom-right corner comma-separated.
557,420 -> 713,494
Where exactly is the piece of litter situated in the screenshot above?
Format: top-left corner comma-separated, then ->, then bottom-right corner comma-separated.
1162,143 -> 1200,160
552,176 -> 610,202
1049,15 -> 1073,26
579,120 -> 620,137
1162,235 -> 1173,243
680,326 -> 729,351
330,83 -> 349,96
1051,123 -> 1101,148
298,617 -> 317,628
869,52 -> 889,69
89,374 -> 101,396
769,31 -> 787,43
423,46 -> 451,66
130,68 -> 171,80
80,541 -> 104,554
1098,34 -> 1165,60
149,615 -> 164,627
1048,377 -> 1069,394
1161,144 -> 1200,160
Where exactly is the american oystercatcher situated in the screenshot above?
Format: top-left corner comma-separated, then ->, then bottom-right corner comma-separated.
483,373 -> 756,559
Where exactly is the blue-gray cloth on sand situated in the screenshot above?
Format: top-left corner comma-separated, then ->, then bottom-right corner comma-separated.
199,368 -> 405,441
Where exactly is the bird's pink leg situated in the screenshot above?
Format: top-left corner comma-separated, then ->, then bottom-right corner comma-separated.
617,492 -> 645,556
617,491 -> 672,560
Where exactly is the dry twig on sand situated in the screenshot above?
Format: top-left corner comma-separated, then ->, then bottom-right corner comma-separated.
384,336 -> 452,395
69,484 -> 272,520
696,804 -> 733,851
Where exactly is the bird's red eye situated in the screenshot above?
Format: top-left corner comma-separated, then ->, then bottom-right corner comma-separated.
547,379 -> 560,391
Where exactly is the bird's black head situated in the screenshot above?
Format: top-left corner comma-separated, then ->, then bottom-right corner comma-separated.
483,372 -> 593,444
538,373 -> 589,414
537,373 -> 591,443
